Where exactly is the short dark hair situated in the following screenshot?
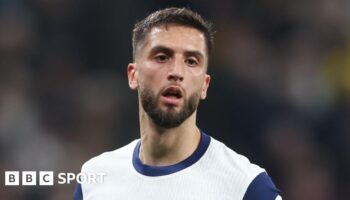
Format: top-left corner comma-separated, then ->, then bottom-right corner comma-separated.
132,7 -> 214,61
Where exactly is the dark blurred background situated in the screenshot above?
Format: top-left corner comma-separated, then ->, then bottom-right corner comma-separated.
1,0 -> 349,199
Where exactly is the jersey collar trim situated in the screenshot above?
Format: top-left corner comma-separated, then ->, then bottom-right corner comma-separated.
132,130 -> 211,176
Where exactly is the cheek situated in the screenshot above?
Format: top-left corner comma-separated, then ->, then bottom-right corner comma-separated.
187,75 -> 206,96
187,67 -> 206,84
188,67 -> 205,77
138,64 -> 165,91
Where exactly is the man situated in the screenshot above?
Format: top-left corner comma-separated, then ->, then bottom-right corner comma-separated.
74,7 -> 281,200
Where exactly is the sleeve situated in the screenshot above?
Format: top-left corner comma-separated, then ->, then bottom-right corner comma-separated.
73,183 -> 83,200
242,172 -> 282,200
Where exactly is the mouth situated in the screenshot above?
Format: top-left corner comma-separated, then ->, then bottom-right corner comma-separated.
161,86 -> 183,99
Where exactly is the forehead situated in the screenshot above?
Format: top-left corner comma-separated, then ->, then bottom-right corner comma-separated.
139,25 -> 207,56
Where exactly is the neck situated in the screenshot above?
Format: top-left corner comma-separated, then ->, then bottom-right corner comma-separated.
138,108 -> 201,166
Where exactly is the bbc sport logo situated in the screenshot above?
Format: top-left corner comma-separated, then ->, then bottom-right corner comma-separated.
5,171 -> 106,186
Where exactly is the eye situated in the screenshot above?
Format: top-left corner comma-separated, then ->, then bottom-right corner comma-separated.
185,57 -> 199,67
154,54 -> 169,63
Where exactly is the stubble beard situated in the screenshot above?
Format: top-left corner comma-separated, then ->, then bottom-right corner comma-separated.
140,87 -> 200,129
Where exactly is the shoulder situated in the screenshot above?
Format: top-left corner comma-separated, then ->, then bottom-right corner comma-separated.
81,139 -> 138,173
74,140 -> 138,200
207,137 -> 282,199
207,138 -> 264,179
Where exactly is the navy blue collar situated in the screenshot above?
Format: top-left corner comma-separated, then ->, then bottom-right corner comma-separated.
132,130 -> 211,176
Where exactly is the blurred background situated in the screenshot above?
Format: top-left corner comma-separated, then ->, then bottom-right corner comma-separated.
0,0 -> 349,199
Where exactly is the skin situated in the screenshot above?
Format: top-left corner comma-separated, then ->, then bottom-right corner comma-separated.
127,24 -> 211,166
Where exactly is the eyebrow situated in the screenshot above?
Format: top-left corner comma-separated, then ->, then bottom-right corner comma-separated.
149,45 -> 205,60
149,45 -> 174,56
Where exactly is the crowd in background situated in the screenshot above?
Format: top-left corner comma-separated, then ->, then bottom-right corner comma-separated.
1,0 -> 350,199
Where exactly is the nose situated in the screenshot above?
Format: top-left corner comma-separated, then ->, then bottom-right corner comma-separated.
167,58 -> 184,82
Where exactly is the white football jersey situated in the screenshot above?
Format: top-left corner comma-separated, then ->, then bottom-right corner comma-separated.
74,131 -> 281,200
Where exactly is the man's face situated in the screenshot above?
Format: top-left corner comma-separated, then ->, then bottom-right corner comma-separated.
128,25 -> 211,128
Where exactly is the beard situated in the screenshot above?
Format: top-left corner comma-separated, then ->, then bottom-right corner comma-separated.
140,86 -> 200,129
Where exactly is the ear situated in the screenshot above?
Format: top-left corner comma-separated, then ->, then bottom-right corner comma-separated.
200,74 -> 211,100
127,63 -> 138,90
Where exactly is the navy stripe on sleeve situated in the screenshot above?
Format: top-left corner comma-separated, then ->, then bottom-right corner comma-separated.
243,172 -> 281,200
73,183 -> 83,200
